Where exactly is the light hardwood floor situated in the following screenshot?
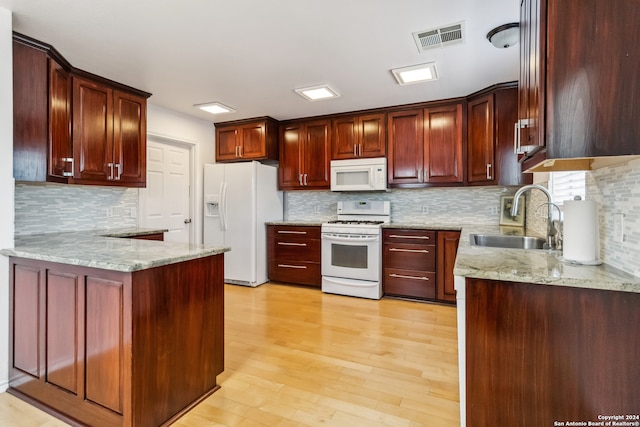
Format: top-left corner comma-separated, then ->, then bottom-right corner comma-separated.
0,283 -> 460,427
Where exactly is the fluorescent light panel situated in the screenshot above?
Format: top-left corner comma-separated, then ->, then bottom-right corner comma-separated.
195,102 -> 236,115
391,62 -> 438,85
295,84 -> 340,101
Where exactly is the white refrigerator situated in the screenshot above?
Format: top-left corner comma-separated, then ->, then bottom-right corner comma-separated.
203,161 -> 283,287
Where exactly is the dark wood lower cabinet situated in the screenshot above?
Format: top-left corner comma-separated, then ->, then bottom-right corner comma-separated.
9,255 -> 224,427
466,278 -> 640,425
267,225 -> 321,287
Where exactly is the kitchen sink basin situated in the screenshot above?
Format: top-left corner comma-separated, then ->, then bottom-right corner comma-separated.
469,233 -> 546,250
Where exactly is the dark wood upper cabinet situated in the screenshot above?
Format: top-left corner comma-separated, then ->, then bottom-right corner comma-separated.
12,32 -> 150,187
521,0 -> 640,170
48,58 -> 73,179
278,119 -> 330,190
72,77 -> 147,186
469,85 -> 532,186
332,113 -> 386,160
387,109 -> 424,185
424,103 -> 464,184
467,94 -> 495,184
215,117 -> 278,162
388,103 -> 463,187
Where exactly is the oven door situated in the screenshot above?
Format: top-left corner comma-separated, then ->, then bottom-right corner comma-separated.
321,233 -> 380,282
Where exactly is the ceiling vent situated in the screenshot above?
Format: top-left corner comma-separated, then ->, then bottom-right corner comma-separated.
413,21 -> 465,51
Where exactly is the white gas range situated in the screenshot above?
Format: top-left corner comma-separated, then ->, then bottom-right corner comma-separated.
321,200 -> 390,299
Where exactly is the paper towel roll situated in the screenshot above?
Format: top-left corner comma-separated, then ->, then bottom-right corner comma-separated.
563,199 -> 600,263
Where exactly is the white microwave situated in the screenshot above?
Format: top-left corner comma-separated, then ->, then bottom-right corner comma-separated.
330,157 -> 387,192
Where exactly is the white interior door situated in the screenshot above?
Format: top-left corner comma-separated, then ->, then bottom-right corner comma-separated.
140,138 -> 192,243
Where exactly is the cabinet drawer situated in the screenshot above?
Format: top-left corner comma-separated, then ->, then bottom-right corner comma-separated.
383,229 -> 436,244
269,225 -> 321,240
383,243 -> 436,271
271,237 -> 320,261
268,260 -> 321,287
383,268 -> 436,299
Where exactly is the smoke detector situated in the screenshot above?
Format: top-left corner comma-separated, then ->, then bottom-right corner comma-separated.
412,21 -> 465,52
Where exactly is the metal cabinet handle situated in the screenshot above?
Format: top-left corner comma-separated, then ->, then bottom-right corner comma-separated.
107,163 -> 114,180
277,230 -> 307,235
239,145 -> 243,157
486,163 -> 492,180
304,174 -> 308,186
389,273 -> 430,281
115,163 -> 121,180
388,235 -> 430,240
62,157 -> 74,177
359,144 -> 362,157
299,173 -> 303,186
354,144 -> 358,157
278,264 -> 307,269
389,248 -> 430,253
277,242 -> 307,246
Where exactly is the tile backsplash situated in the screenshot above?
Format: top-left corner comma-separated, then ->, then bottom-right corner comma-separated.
285,186 -> 516,226
15,183 -> 138,235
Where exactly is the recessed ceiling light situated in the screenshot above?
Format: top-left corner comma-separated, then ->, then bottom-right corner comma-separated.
294,84 -> 340,101
194,102 -> 236,115
391,62 -> 439,85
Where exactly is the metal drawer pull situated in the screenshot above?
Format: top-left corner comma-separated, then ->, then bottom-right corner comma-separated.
389,273 -> 430,281
62,157 -> 74,177
277,242 -> 307,246
277,230 -> 307,235
388,235 -> 430,240
389,248 -> 429,253
278,264 -> 307,269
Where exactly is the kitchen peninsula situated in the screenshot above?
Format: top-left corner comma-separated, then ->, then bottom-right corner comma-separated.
1,229 -> 229,427
453,227 -> 640,426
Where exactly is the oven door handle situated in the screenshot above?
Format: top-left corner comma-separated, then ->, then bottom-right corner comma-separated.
321,234 -> 379,243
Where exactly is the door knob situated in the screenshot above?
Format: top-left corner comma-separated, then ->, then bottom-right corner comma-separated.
184,218 -> 192,224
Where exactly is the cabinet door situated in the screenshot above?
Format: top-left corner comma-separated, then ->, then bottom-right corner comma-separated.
359,113 -> 386,158
85,276 -> 125,414
113,90 -> 146,185
302,119 -> 331,188
48,58 -> 72,179
46,270 -> 81,394
387,109 -> 424,185
332,116 -> 358,159
216,127 -> 240,161
11,262 -> 44,379
72,77 -> 113,182
12,40 -> 49,182
332,113 -> 386,160
240,122 -> 267,159
279,123 -> 304,189
424,104 -> 463,183
467,95 -> 495,184
437,231 -> 460,303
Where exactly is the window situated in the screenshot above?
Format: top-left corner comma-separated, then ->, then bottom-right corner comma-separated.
548,171 -> 586,205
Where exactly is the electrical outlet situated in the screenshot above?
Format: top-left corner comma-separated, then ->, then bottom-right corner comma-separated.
421,205 -> 429,215
613,213 -> 624,243
489,206 -> 499,216
129,207 -> 137,218
106,207 -> 113,218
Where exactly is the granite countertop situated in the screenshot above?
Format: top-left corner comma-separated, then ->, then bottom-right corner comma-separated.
452,224 -> 640,294
0,228 -> 230,273
266,221 -> 324,226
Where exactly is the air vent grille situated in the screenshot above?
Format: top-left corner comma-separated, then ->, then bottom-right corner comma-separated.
413,22 -> 464,51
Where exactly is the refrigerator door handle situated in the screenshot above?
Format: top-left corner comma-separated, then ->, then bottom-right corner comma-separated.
220,181 -> 229,231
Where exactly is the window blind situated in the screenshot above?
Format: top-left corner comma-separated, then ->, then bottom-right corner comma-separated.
549,171 -> 586,205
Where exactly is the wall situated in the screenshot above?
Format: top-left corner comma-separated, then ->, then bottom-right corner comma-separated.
146,103 -> 215,244
588,158 -> 640,277
286,186 -> 516,225
0,6 -> 13,392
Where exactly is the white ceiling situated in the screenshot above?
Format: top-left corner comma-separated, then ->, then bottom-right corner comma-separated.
1,0 -> 520,123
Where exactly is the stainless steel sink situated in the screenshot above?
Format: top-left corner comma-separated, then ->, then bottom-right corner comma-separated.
469,233 -> 546,250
